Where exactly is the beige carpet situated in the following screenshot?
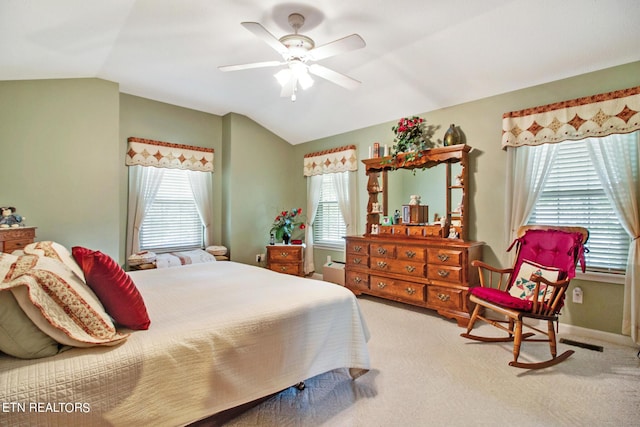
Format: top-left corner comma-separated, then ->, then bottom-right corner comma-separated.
220,296 -> 639,426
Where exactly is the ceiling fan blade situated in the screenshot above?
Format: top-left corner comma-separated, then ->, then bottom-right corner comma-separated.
308,64 -> 361,90
218,60 -> 285,72
308,34 -> 366,61
241,22 -> 289,55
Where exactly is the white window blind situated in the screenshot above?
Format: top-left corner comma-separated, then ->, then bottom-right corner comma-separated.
528,138 -> 631,273
140,169 -> 203,252
313,174 -> 347,247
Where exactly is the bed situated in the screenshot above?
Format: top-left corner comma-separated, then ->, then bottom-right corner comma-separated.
0,250 -> 370,426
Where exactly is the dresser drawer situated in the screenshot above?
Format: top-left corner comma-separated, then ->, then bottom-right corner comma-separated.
346,253 -> 368,268
397,245 -> 426,262
427,248 -> 463,266
427,265 -> 462,283
346,270 -> 369,291
346,241 -> 369,256
427,285 -> 464,312
269,262 -> 302,276
370,275 -> 425,303
268,246 -> 302,262
371,257 -> 425,278
370,243 -> 396,258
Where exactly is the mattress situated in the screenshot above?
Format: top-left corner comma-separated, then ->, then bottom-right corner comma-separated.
0,261 -> 370,426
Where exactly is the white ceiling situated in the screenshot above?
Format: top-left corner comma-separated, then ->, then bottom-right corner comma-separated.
2,0 -> 639,144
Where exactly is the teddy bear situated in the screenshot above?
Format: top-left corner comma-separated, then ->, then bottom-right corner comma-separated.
0,207 -> 24,228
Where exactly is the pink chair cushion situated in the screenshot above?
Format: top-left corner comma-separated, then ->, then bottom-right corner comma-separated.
470,287 -> 533,311
509,229 -> 585,288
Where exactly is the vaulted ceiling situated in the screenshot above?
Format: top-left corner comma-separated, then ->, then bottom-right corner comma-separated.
2,0 -> 639,144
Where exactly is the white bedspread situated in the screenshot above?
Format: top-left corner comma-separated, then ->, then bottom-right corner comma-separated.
0,261 -> 370,426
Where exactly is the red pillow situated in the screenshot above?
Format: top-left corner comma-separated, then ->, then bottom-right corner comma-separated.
72,247 -> 150,330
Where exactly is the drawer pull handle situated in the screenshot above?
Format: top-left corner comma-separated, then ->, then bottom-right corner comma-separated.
376,261 -> 387,268
437,270 -> 450,278
280,266 -> 288,271
280,252 -> 289,258
353,258 -> 362,264
405,250 -> 416,258
377,247 -> 387,255
405,265 -> 416,273
377,282 -> 387,289
354,245 -> 362,252
354,276 -> 362,284
406,287 -> 416,295
437,253 -> 449,262
437,293 -> 450,302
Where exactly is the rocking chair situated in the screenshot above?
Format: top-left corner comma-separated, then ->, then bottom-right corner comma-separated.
461,225 -> 588,369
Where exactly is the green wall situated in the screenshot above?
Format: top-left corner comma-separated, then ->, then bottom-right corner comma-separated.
222,113 -> 300,265
295,61 -> 640,334
0,78 -> 120,257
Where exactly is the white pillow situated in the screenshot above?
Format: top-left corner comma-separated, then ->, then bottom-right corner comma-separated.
23,241 -> 86,283
509,260 -> 561,301
1,254 -> 129,348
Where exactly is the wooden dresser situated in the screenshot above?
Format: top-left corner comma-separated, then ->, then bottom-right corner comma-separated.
346,145 -> 484,327
266,244 -> 304,277
345,235 -> 482,326
0,227 -> 36,253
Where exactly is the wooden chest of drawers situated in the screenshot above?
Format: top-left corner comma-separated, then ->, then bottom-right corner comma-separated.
345,235 -> 483,327
266,244 -> 304,277
0,227 -> 36,253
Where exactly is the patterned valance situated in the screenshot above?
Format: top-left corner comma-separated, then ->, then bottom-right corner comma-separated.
502,86 -> 640,149
303,145 -> 358,176
126,137 -> 214,172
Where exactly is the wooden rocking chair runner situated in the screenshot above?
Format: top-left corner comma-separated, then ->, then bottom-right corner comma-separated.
461,225 -> 589,369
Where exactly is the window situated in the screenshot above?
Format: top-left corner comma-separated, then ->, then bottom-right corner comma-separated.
139,169 -> 203,252
527,137 -> 635,274
313,173 -> 347,248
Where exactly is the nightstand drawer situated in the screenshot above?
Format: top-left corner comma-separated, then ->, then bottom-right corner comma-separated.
270,262 -> 302,276
4,239 -> 31,252
268,246 -> 302,261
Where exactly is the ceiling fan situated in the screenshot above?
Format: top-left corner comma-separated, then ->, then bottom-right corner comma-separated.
219,13 -> 366,101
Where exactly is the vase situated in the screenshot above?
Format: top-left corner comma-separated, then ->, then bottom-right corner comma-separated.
282,233 -> 290,245
443,124 -> 461,146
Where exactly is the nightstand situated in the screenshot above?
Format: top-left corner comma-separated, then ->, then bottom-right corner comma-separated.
266,244 -> 304,276
0,227 -> 37,253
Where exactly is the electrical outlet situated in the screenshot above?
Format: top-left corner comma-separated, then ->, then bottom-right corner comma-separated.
572,287 -> 583,304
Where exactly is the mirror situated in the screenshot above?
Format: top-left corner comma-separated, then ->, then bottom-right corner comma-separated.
385,163 -> 463,224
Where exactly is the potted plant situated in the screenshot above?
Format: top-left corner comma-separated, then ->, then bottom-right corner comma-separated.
270,208 -> 306,244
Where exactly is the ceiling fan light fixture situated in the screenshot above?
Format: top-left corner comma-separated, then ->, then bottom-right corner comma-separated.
275,63 -> 314,91
274,68 -> 291,86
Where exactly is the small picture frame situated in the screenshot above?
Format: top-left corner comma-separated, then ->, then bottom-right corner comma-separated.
381,216 -> 393,226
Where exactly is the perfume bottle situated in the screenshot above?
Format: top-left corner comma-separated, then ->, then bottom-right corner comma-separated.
269,233 -> 275,245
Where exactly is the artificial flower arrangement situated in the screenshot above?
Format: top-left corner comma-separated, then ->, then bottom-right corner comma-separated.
271,208 -> 306,242
388,116 -> 438,166
391,116 -> 427,153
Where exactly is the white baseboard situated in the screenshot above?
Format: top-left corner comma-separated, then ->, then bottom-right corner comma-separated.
312,273 -> 323,280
